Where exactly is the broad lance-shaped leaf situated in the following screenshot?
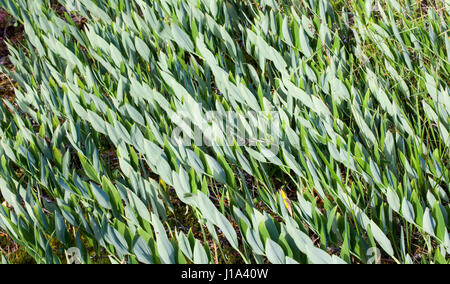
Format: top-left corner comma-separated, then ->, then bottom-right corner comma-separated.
370,221 -> 394,257
152,214 -> 175,264
246,228 -> 265,255
432,203 -> 447,240
90,183 -> 112,210
301,15 -> 315,37
87,110 -> 107,135
177,232 -> 193,261
205,154 -> 227,184
127,190 -> 151,223
386,187 -> 400,213
330,77 -> 350,102
282,17 -> 293,46
306,246 -> 334,264
171,24 -> 194,53
54,211 -> 67,244
105,225 -> 129,258
365,0 -> 373,17
423,208 -> 436,236
208,0 -> 218,18
193,240 -> 209,264
125,104 -> 145,126
133,236 -> 154,264
215,210 -> 239,250
370,159 -> 383,184
299,24 -> 312,57
265,239 -> 286,264
195,192 -> 237,250
402,198 -> 416,224
109,43 -> 123,67
78,153 -> 101,184
425,73 -> 437,101
187,149 -> 205,174
134,37 -> 150,61
351,105 -> 376,146
286,257 -> 299,264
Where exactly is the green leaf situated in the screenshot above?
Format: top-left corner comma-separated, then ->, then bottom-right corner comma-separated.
193,240 -> 209,264
370,221 -> 394,256
432,202 -> 447,240
91,183 -> 112,210
205,154 -> 227,184
171,24 -> 194,53
128,190 -> 151,223
177,232 -> 193,261
423,208 -> 436,236
135,37 -> 151,60
282,17 -> 293,46
215,211 -> 239,250
79,154 -> 101,184
299,24 -> 312,57
152,214 -> 175,264
306,246 -> 332,264
265,239 -> 285,264
133,236 -> 154,264
330,77 -> 350,102
386,187 -> 400,213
